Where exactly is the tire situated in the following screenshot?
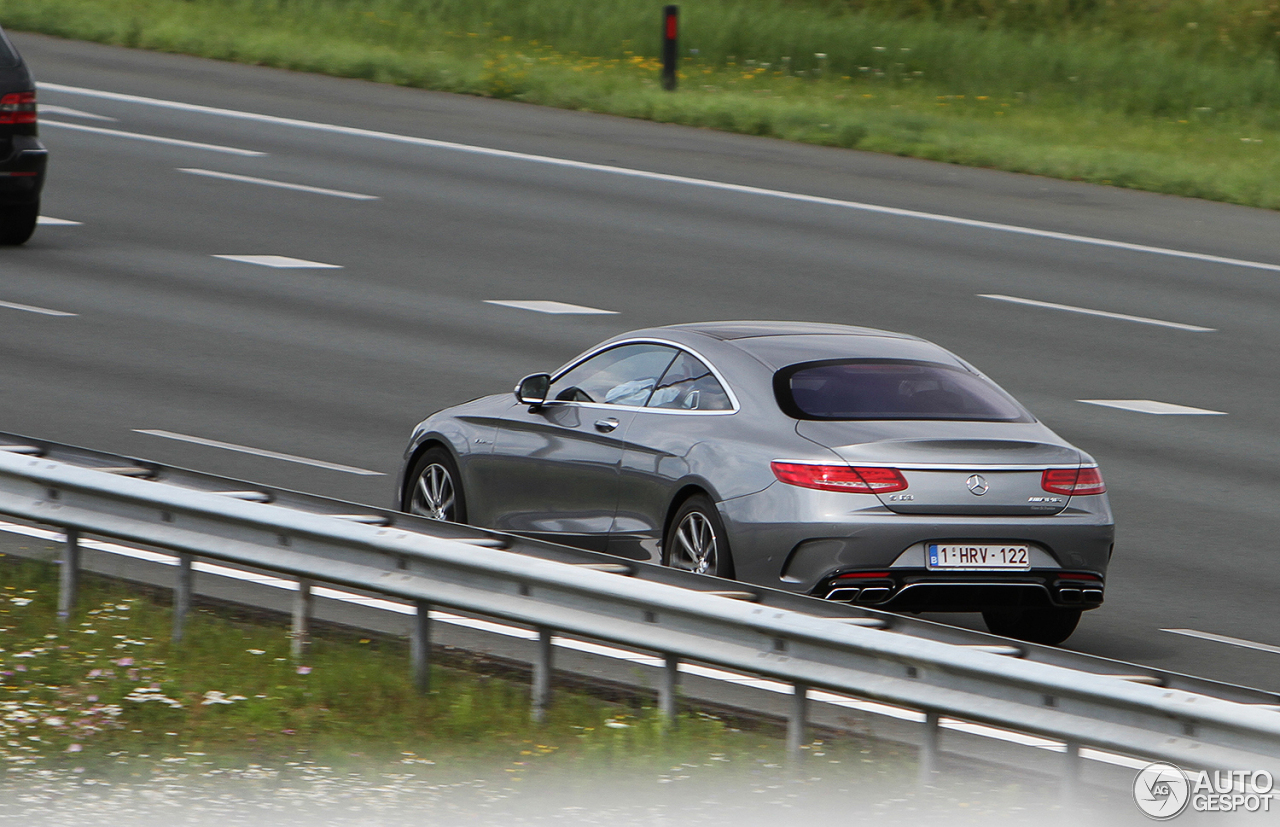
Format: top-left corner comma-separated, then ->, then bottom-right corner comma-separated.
664,494 -> 734,578
982,607 -> 1081,646
0,202 -> 38,246
403,446 -> 467,523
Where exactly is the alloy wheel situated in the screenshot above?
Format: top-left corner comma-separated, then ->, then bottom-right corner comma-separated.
412,463 -> 457,521
672,511 -> 718,574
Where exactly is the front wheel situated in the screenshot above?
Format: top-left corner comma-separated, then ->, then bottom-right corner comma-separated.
664,495 -> 734,578
404,447 -> 467,523
0,202 -> 38,246
982,607 -> 1081,646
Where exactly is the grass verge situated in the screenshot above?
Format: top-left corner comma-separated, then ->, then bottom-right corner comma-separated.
2,0 -> 1279,209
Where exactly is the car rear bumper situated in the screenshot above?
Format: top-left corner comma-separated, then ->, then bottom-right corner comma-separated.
719,481 -> 1114,608
0,135 -> 46,205
817,569 -> 1105,612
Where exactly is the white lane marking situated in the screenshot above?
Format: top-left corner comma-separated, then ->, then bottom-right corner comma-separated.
41,119 -> 265,157
133,429 -> 383,475
485,299 -> 618,315
36,82 -> 1280,275
0,299 -> 77,317
178,168 -> 378,200
1164,628 -> 1280,656
0,516 -> 1175,770
39,104 -> 117,122
979,294 -> 1215,332
213,254 -> 342,269
37,216 -> 82,226
1078,399 -> 1227,415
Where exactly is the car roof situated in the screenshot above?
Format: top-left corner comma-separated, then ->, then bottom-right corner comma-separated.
662,320 -> 918,340
635,321 -> 965,371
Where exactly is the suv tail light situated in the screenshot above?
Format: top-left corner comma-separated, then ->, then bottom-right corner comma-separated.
0,91 -> 36,125
1041,466 -> 1106,496
771,462 -> 908,494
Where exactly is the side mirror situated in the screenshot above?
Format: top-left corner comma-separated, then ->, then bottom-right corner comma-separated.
515,373 -> 551,407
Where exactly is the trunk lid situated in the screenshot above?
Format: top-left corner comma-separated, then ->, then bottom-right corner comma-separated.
795,422 -> 1081,516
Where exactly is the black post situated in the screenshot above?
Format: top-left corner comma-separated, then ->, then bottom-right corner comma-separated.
661,5 -> 678,91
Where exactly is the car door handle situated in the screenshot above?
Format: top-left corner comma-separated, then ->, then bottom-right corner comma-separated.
594,417 -> 620,433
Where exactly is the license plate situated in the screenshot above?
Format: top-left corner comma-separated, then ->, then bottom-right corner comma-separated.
927,543 -> 1030,570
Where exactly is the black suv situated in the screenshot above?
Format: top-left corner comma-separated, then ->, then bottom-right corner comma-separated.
0,26 -> 46,245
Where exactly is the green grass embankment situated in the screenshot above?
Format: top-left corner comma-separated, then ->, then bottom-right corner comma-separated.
1,0 -> 1278,207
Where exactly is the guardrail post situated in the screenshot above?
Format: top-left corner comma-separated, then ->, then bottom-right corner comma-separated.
411,600 -> 431,694
919,711 -> 940,788
531,627 -> 553,723
659,653 -> 679,726
1060,740 -> 1081,806
786,682 -> 808,761
171,552 -> 193,643
661,5 -> 679,91
57,528 -> 80,624
291,578 -> 313,660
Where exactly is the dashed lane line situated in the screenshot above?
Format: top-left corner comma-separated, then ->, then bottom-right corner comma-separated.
0,299 -> 77,317
1078,399 -> 1227,415
36,216 -> 82,226
979,294 -> 1215,332
484,300 -> 618,315
178,168 -> 378,200
213,254 -> 342,269
39,104 -> 117,122
41,119 -> 265,157
1164,629 -> 1280,657
37,81 -> 1280,275
133,429 -> 383,476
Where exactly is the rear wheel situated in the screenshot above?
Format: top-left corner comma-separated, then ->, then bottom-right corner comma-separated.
0,202 -> 38,246
664,495 -> 734,578
404,447 -> 467,523
982,607 -> 1081,646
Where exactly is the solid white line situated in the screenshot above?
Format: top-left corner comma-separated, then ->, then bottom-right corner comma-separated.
133,429 -> 383,475
36,82 -> 1280,275
178,168 -> 378,200
0,299 -> 77,317
213,254 -> 342,269
36,216 -> 82,226
1163,628 -> 1280,656
979,294 -> 1215,332
0,515 -> 1155,770
1078,399 -> 1227,415
41,119 -> 266,157
485,299 -> 618,315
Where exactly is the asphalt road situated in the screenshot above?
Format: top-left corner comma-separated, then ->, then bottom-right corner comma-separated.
5,32 -> 1280,691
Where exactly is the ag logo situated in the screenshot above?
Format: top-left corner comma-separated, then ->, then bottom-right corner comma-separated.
1134,762 -> 1190,820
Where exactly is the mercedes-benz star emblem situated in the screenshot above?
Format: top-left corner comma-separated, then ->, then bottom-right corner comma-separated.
965,474 -> 989,496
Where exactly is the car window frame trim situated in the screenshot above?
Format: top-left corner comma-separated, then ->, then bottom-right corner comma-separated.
546,337 -> 741,416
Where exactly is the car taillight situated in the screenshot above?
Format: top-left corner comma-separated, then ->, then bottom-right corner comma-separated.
771,462 -> 908,494
0,91 -> 37,125
1041,467 -> 1106,496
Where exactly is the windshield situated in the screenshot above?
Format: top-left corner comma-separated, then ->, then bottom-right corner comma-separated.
775,359 -> 1031,422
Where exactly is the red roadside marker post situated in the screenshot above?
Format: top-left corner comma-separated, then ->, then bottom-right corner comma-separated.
662,5 -> 679,91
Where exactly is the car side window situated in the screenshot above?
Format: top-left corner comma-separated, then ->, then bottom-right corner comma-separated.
647,351 -> 733,411
549,344 -> 679,407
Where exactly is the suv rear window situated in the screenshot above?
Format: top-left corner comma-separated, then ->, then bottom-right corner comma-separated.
775,359 -> 1031,422
0,29 -> 20,69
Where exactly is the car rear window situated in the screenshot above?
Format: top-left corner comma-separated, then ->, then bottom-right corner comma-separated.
774,359 -> 1031,422
0,29 -> 20,69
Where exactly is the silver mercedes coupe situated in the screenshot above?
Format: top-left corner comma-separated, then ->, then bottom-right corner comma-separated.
398,321 -> 1114,644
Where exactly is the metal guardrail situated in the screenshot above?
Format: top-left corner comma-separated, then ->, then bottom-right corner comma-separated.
1,433 -> 1280,783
